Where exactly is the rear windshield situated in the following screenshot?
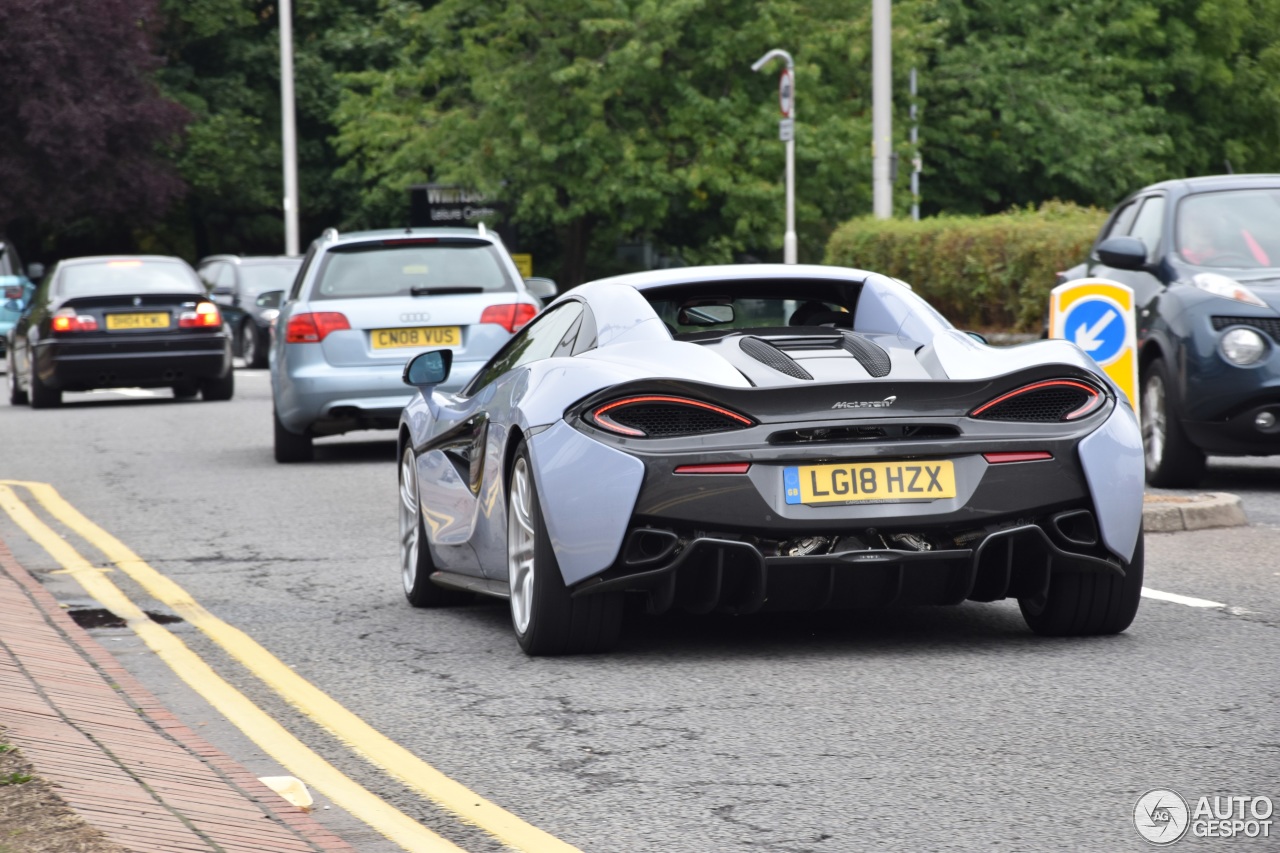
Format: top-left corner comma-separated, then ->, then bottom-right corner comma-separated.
240,262 -> 301,298
60,260 -> 200,296
310,241 -> 515,301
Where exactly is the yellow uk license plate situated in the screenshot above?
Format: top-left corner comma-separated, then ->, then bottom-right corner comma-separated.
106,312 -> 170,330
370,326 -> 461,349
784,460 -> 957,505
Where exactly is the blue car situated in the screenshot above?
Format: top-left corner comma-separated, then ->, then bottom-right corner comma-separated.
1059,174 -> 1280,486
0,275 -> 35,359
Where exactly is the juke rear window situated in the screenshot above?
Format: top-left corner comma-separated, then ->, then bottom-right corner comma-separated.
310,241 -> 515,300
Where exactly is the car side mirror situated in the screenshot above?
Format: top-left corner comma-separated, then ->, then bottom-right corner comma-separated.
211,285 -> 235,297
26,263 -> 44,280
524,277 -> 557,300
403,349 -> 453,388
965,331 -> 989,345
255,290 -> 283,309
1096,236 -> 1148,271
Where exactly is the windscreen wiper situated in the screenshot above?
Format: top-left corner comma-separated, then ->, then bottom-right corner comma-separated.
410,286 -> 485,296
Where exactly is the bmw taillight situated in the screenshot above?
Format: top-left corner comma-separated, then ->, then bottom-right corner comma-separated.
51,309 -> 98,333
179,302 -> 221,329
286,312 -> 350,343
480,303 -> 538,333
588,395 -> 755,438
971,379 -> 1104,422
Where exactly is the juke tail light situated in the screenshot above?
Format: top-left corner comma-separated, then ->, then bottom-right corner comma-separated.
970,379 -> 1105,422
588,395 -> 755,438
286,312 -> 350,343
50,309 -> 98,333
179,302 -> 222,329
480,303 -> 538,333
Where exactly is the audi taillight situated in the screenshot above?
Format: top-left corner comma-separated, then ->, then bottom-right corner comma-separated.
588,395 -> 755,438
285,312 -> 350,343
480,303 -> 538,333
179,302 -> 221,329
970,379 -> 1104,422
51,309 -> 98,333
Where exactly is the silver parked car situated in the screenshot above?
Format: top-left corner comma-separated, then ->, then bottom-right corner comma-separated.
271,226 -> 552,462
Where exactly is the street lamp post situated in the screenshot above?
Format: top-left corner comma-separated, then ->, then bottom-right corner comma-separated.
279,0 -> 300,256
751,49 -> 797,264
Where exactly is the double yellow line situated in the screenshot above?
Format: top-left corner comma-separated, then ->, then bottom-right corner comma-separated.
0,480 -> 579,853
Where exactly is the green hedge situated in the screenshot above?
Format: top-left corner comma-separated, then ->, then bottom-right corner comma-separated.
823,202 -> 1108,333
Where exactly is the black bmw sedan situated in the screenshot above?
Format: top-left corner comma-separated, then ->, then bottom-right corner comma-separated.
6,255 -> 233,408
1060,174 -> 1280,486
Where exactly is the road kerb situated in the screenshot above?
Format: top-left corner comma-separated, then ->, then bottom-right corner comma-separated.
1143,492 -> 1248,532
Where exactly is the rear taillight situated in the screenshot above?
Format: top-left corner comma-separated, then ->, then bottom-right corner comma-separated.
588,395 -> 755,438
480,303 -> 538,333
51,309 -> 98,333
285,312 -> 350,343
970,379 -> 1104,422
179,302 -> 221,329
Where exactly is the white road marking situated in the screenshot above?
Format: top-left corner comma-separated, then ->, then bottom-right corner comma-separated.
1141,587 -> 1225,608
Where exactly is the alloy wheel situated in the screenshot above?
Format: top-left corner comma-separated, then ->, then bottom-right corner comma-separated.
399,446 -> 420,595
1142,372 -> 1166,472
507,457 -> 537,634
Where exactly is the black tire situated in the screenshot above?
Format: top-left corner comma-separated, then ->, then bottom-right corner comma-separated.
241,322 -> 267,368
1141,356 -> 1206,487
8,358 -> 28,406
1020,533 -> 1145,636
28,366 -> 60,409
273,406 -> 314,463
172,383 -> 199,399
399,444 -> 471,607
506,443 -> 623,655
201,368 -> 235,401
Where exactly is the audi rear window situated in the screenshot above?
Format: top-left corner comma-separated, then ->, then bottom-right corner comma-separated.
60,260 -> 201,296
310,241 -> 515,300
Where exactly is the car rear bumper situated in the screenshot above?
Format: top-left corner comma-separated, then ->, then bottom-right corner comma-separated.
571,520 -> 1125,614
530,405 -> 1142,593
274,356 -> 484,436
35,336 -> 231,390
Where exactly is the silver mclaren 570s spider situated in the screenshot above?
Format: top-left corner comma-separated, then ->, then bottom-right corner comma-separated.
396,264 -> 1145,655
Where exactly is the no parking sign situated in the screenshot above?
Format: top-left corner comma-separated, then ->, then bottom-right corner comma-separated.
1049,278 -> 1139,418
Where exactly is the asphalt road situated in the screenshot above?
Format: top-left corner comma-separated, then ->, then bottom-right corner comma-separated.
0,367 -> 1277,852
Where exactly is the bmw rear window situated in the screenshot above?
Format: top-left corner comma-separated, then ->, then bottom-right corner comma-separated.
310,241 -> 515,300
60,260 -> 201,296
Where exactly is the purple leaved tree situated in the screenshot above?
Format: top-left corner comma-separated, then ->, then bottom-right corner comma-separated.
0,0 -> 189,234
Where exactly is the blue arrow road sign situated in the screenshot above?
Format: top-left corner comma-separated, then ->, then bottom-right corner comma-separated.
1063,298 -> 1126,365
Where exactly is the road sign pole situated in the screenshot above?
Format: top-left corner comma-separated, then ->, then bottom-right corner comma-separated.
752,49 -> 797,264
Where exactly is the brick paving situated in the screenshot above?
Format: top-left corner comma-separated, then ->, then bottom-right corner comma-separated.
0,537 -> 358,853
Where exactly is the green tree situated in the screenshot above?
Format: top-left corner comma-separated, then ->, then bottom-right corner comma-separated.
154,0 -> 393,258
335,0 -> 907,284
911,0 -> 1280,214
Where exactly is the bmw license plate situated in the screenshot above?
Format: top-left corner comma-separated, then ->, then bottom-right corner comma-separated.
370,326 -> 461,349
784,460 -> 957,505
106,312 -> 170,330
